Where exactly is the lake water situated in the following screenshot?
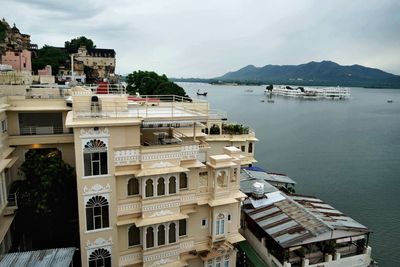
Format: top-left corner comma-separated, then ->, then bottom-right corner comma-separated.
180,83 -> 400,267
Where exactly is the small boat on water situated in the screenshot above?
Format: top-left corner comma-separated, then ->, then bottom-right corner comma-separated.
245,89 -> 254,92
387,99 -> 393,103
197,90 -> 208,96
267,99 -> 275,103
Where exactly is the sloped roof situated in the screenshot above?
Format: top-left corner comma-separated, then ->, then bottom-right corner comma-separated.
0,247 -> 75,267
243,191 -> 369,248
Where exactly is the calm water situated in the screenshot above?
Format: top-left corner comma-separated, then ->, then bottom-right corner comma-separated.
181,83 -> 400,267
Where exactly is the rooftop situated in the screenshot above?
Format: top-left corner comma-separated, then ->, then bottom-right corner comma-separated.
240,168 -> 296,190
243,191 -> 369,248
0,247 -> 75,267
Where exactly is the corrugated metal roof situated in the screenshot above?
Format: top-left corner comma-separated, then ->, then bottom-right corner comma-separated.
0,247 -> 75,267
240,169 -> 296,189
243,192 -> 369,248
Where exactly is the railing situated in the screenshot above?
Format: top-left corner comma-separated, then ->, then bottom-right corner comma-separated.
7,191 -> 18,208
222,122 -> 251,135
19,125 -> 72,135
81,84 -> 126,95
208,109 -> 228,120
114,143 -> 200,166
73,95 -> 209,119
117,202 -> 142,216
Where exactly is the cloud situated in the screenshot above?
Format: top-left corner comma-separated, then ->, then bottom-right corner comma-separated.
2,0 -> 400,76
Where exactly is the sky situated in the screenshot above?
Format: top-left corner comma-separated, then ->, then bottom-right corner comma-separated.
2,0 -> 400,78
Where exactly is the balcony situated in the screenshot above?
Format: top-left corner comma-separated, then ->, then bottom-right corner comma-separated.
9,125 -> 73,145
19,125 -> 72,135
117,201 -> 142,216
114,143 -> 200,167
4,180 -> 21,215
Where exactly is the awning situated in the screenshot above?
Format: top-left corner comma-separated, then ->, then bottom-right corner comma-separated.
227,233 -> 245,244
232,191 -> 248,200
206,162 -> 237,169
136,213 -> 188,227
115,169 -> 141,176
134,166 -> 189,177
208,198 -> 238,207
157,260 -> 187,267
180,160 -> 205,168
116,217 -> 139,226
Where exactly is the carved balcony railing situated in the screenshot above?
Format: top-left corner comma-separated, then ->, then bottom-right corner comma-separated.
114,143 -> 200,166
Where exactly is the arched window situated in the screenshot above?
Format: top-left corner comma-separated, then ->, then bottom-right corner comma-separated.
145,179 -> 154,197
157,225 -> 165,246
179,173 -> 188,190
169,223 -> 176,243
157,178 -> 165,196
86,196 -> 109,231
83,139 -> 108,176
248,142 -> 253,153
146,227 -> 154,248
88,248 -> 111,267
231,168 -> 237,182
127,177 -> 139,196
128,225 -> 141,247
169,176 -> 176,194
217,171 -> 227,187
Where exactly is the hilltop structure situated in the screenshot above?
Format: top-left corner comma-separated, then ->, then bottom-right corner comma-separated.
0,19 -> 37,72
58,46 -> 117,84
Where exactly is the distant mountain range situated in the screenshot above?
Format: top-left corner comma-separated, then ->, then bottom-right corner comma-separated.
173,61 -> 400,88
216,61 -> 400,88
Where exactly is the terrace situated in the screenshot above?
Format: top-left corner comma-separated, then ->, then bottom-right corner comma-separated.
72,93 -> 211,121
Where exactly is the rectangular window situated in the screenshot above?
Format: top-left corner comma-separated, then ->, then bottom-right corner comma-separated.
1,120 -> 7,133
201,219 -> 207,228
84,151 -> 108,176
216,220 -> 224,235
179,219 -> 187,236
241,145 -> 245,152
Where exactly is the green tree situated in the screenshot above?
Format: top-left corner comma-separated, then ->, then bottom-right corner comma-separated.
0,21 -> 7,42
32,45 -> 67,75
266,84 -> 274,91
126,70 -> 188,97
65,36 -> 95,53
17,150 -> 78,249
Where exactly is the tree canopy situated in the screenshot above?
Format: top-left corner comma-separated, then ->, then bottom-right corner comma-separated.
126,70 -> 188,97
64,36 -> 95,53
32,45 -> 67,75
17,150 -> 77,249
0,21 -> 6,42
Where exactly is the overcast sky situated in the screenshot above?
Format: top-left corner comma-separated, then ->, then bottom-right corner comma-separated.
3,0 -> 400,77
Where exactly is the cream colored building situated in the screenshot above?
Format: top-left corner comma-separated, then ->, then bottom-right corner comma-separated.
65,89 -> 256,267
73,46 -> 116,80
0,83 -> 75,254
0,80 -> 257,267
